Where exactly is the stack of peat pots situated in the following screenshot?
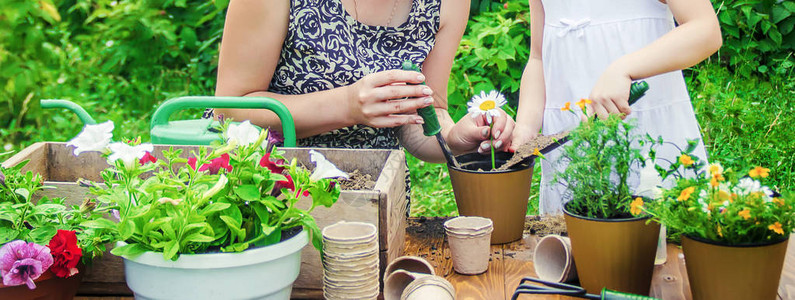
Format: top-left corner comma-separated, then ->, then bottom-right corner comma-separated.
444,216 -> 494,275
322,221 -> 380,300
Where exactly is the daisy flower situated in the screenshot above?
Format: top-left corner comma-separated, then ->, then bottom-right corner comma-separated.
468,90 -> 507,124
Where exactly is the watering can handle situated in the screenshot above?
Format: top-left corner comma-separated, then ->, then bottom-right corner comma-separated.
150,96 -> 297,147
40,99 -> 97,125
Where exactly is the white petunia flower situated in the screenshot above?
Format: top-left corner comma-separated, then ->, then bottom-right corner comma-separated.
467,90 -> 507,124
201,174 -> 228,201
635,160 -> 663,199
67,121 -> 115,156
226,121 -> 260,146
107,142 -> 153,168
309,150 -> 349,181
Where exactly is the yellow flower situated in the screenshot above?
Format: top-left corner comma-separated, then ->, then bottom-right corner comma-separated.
708,163 -> 723,176
710,173 -> 725,187
678,154 -> 694,166
717,225 -> 723,237
738,209 -> 752,220
576,98 -> 592,110
532,148 -> 541,156
749,166 -> 770,178
677,186 -> 696,201
630,197 -> 644,216
769,222 -> 784,235
561,102 -> 572,111
773,198 -> 785,206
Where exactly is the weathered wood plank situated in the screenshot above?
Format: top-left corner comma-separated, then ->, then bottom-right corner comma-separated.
778,238 -> 795,300
649,244 -> 691,300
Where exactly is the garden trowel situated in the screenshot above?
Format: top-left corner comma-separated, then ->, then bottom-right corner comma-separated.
402,61 -> 460,168
497,81 -> 649,171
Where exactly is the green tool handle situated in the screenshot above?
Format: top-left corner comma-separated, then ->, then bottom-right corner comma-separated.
150,96 -> 297,147
41,99 -> 97,125
401,61 -> 442,136
601,288 -> 660,300
627,80 -> 649,106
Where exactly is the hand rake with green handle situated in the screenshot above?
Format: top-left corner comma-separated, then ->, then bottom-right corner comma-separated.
511,277 -> 660,300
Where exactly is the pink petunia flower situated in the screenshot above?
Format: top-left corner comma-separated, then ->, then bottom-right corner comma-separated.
0,240 -> 54,289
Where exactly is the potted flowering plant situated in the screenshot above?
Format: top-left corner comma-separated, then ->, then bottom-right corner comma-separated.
69,120 -> 343,300
0,160 -> 114,299
641,149 -> 794,300
555,113 -> 660,295
447,90 -> 534,244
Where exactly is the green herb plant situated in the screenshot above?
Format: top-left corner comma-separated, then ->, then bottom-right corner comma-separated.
556,115 -> 653,219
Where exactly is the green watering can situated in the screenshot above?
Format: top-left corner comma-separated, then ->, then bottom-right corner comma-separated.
149,96 -> 296,147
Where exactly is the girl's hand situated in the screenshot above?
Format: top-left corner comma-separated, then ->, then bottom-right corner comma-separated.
508,125 -> 539,153
347,70 -> 435,128
587,65 -> 633,119
447,110 -> 515,154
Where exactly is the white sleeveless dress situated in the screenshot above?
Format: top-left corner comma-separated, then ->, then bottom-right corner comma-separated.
538,0 -> 708,214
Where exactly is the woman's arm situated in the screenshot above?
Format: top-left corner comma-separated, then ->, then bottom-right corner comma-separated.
587,0 -> 722,119
215,0 -> 433,138
509,0 -> 546,151
398,0 -> 513,163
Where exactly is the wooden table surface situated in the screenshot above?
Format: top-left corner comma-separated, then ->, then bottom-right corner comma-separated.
75,216 -> 795,300
403,217 -> 795,300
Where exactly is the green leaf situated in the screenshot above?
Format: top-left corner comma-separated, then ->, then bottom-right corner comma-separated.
119,219 -> 135,240
111,243 -> 149,258
261,223 -> 277,236
14,188 -> 29,200
214,0 -> 230,10
233,185 -> 261,202
81,218 -> 117,230
28,226 -> 57,244
221,242 -> 249,252
199,202 -> 231,215
184,233 -> 215,243
164,240 -> 179,261
0,227 -> 19,244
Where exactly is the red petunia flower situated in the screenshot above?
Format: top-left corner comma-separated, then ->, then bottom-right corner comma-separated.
187,157 -> 197,170
138,152 -> 157,166
47,230 -> 83,278
259,153 -> 286,174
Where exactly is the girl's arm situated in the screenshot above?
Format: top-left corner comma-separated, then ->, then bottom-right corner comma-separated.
510,0 -> 546,152
397,0 -> 515,163
215,0 -> 433,139
587,0 -> 722,119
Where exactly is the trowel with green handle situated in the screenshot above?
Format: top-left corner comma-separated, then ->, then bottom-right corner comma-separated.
401,61 -> 460,168
497,81 -> 649,171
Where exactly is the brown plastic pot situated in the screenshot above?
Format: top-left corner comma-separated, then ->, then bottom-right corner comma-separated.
0,268 -> 83,300
563,205 -> 660,295
448,152 -> 533,244
682,234 -> 788,300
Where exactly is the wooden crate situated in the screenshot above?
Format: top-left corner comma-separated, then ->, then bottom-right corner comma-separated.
2,142 -> 408,297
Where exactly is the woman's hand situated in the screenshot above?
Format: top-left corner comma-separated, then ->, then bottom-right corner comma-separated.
587,65 -> 632,120
447,110 -> 515,155
347,70 -> 436,128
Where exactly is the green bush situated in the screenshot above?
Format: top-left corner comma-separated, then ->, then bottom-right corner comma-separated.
0,0 -> 227,149
713,0 -> 795,78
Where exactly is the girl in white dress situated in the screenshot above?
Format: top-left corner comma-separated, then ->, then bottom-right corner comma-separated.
511,0 -> 722,214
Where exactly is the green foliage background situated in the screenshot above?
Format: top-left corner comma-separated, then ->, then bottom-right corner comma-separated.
1,0 -> 792,217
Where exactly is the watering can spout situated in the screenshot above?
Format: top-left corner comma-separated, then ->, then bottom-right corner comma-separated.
41,99 -> 97,126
